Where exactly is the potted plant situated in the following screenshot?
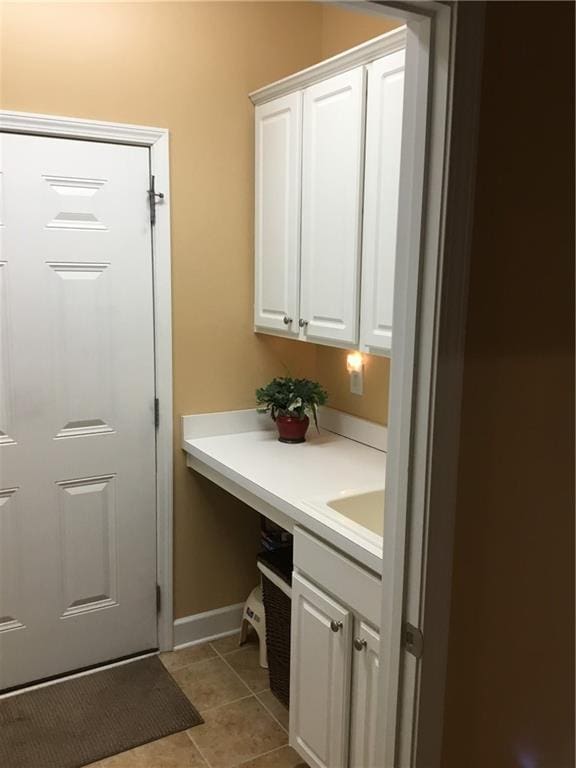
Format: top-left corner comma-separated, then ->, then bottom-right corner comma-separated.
256,377 -> 328,444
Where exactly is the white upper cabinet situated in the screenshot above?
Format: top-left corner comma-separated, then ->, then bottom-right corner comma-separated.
300,67 -> 366,347
254,92 -> 302,336
251,28 -> 406,353
360,50 -> 405,355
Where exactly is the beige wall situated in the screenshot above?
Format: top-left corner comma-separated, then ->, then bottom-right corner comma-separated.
320,3 -> 399,59
441,3 -> 574,766
0,1 -> 396,618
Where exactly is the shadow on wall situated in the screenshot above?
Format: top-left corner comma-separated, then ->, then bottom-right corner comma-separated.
442,3 -> 575,768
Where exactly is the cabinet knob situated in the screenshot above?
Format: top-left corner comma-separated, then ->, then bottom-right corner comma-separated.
330,620 -> 343,633
283,316 -> 293,325
354,638 -> 368,652
299,318 -> 308,328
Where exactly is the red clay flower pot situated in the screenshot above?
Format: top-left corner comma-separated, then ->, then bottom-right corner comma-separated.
276,415 -> 309,444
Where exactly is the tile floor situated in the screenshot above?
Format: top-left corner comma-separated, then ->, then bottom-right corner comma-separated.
89,633 -> 308,768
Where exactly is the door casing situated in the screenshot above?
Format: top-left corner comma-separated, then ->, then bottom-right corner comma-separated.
0,111 -> 174,654
332,2 -> 486,766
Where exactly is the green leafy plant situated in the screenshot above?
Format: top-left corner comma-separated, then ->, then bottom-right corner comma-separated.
256,377 -> 328,430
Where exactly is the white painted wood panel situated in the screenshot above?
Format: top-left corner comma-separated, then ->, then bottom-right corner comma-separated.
254,93 -> 302,335
300,67 -> 365,347
360,50 -> 405,355
290,573 -> 352,768
0,133 -> 157,690
350,621 -> 381,768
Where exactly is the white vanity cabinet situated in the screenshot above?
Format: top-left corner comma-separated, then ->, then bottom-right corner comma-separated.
251,27 -> 406,353
359,50 -> 406,355
290,527 -> 382,768
349,620 -> 382,768
290,573 -> 353,768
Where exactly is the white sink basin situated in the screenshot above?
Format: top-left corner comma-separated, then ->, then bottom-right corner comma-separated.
326,489 -> 384,536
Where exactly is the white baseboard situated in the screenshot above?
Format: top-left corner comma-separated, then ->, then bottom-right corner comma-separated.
173,602 -> 244,650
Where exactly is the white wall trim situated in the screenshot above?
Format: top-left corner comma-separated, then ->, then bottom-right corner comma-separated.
319,407 -> 387,452
249,26 -> 406,105
354,3 -> 485,767
182,406 -> 386,452
173,604 -> 244,650
0,110 -> 168,145
182,408 -> 274,441
0,110 -> 174,653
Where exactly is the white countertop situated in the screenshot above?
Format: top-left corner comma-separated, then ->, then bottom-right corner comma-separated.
182,409 -> 387,573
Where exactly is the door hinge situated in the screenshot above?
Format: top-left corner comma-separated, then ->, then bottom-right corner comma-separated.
403,622 -> 424,659
148,175 -> 164,226
156,584 -> 162,614
154,398 -> 160,429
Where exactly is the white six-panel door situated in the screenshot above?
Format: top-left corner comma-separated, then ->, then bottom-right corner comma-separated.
0,133 -> 158,690
300,67 -> 366,347
289,573 -> 352,768
254,93 -> 302,336
360,50 -> 405,355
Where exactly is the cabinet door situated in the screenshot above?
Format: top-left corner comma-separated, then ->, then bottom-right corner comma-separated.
290,573 -> 352,768
300,67 -> 366,347
360,50 -> 405,355
349,621 -> 381,768
254,93 -> 302,335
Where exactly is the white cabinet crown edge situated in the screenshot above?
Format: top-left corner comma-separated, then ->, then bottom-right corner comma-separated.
249,26 -> 406,105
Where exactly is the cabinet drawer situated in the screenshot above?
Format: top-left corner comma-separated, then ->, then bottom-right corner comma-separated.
293,527 -> 381,628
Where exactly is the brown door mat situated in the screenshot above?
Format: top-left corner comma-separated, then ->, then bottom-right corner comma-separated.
0,655 -> 203,768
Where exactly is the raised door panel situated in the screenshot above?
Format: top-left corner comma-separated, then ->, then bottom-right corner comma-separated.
254,93 -> 302,335
0,260 -> 15,446
47,261 -> 115,440
57,475 -> 118,618
349,621 -> 381,768
289,573 -> 352,768
360,51 -> 405,355
0,488 -> 25,634
300,67 -> 365,347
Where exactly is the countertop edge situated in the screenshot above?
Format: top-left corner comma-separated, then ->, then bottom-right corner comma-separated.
182,434 -> 384,575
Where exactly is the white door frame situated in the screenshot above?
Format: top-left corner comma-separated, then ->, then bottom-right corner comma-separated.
335,1 -> 486,765
0,110 -> 174,653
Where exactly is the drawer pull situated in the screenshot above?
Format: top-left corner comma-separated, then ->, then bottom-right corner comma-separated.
330,620 -> 343,633
354,638 -> 367,651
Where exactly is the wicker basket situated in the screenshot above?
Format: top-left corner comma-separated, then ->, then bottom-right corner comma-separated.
257,547 -> 293,706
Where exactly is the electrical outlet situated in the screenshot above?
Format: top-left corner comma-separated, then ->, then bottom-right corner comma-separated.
350,369 -> 363,396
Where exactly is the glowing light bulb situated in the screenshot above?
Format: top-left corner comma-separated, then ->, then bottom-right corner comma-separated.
346,352 -> 364,373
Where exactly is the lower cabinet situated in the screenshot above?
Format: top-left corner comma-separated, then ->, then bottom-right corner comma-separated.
290,572 -> 381,768
349,621 -> 381,768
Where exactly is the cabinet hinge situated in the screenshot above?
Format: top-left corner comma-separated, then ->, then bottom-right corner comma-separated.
154,398 -> 160,429
156,584 -> 162,614
403,622 -> 424,659
148,175 -> 164,226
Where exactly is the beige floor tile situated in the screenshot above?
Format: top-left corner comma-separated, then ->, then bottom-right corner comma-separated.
238,745 -> 308,768
211,630 -> 257,656
172,656 -> 250,713
160,643 -> 216,673
225,646 -> 270,693
189,696 -> 287,768
256,689 -> 289,731
210,631 -> 243,655
89,731 -> 206,767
